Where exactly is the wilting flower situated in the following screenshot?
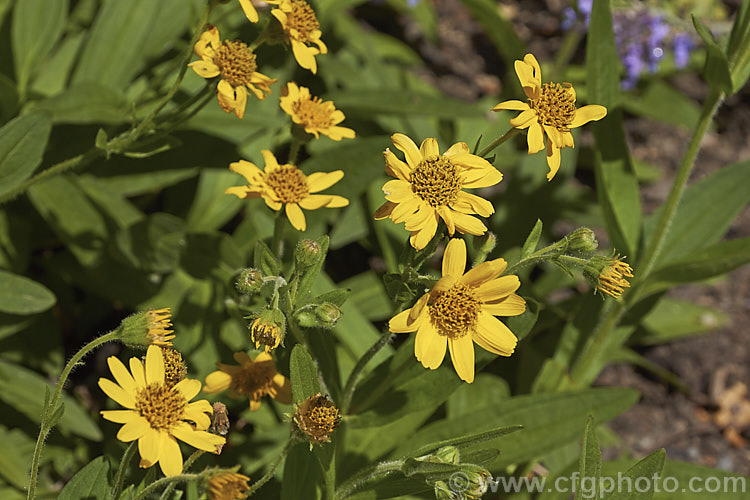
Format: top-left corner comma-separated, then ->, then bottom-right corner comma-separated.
373,133 -> 503,251
204,352 -> 292,411
280,82 -> 355,141
492,53 -> 607,180
269,0 -> 327,73
250,308 -> 285,352
389,239 -> 525,383
584,254 -> 634,298
294,393 -> 341,444
225,150 -> 348,231
208,471 -> 251,500
98,346 -> 224,477
189,25 -> 276,118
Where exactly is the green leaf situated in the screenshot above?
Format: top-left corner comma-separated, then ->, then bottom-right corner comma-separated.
408,425 -> 522,459
11,0 -> 68,93
115,212 -> 186,273
393,388 -> 639,469
521,219 -> 543,259
72,0 -> 163,91
586,0 -> 641,257
185,169 -> 244,231
727,0 -> 750,94
575,416 -> 601,500
505,297 -> 540,342
622,81 -> 701,131
460,0 -> 524,66
0,425 -> 35,489
0,360 -> 102,440
281,443 -> 323,500
58,456 -> 112,500
254,240 -> 280,277
0,270 -> 55,314
653,460 -> 748,499
642,237 -> 750,296
602,449 -> 665,500
0,112 -> 52,198
692,15 -> 733,94
28,83 -> 129,124
325,90 -> 483,118
634,297 -> 729,345
447,373 -> 509,419
290,345 -> 320,403
645,159 -> 750,268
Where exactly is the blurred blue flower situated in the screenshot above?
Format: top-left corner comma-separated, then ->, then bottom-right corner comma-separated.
673,33 -> 694,68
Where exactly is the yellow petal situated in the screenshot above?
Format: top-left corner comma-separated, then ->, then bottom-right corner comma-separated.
461,167 -> 503,188
224,186 -> 251,198
384,148 -> 411,180
173,378 -> 200,402
286,203 -> 306,231
409,215 -> 438,250
570,105 -> 607,128
272,373 -> 293,404
389,307 -> 425,333
325,195 -> 349,208
408,293 -> 430,323
448,335 -> 475,383
307,170 -> 344,193
382,179 -> 413,203
189,60 -> 220,79
324,126 -> 356,140
482,293 -> 526,316
130,358 -> 146,387
299,194 -> 332,210
442,238 -> 467,279
475,275 -> 520,301
391,133 -> 422,169
292,40 -> 317,73
203,371 -> 232,394
101,409 -> 139,423
403,203 -> 435,231
116,416 -> 150,442
527,122 -> 545,154
543,124 -> 563,148
431,275 -> 457,294
420,137 -> 439,158
545,139 -> 561,181
172,422 -> 225,452
107,357 -> 137,395
450,191 -> 494,217
187,399 -> 213,415
138,428 -> 160,467
145,345 -> 165,385
233,85 -> 247,118
239,0 -> 260,22
261,150 -> 279,170
158,433 -> 183,477
452,212 -> 487,236
184,406 -> 211,430
510,109 -> 537,129
474,313 -> 517,356
458,258 -> 507,287
449,152 -> 493,171
443,141 -> 469,157
438,206 -> 455,236
415,321 -> 447,369
492,100 -> 530,112
391,197 -> 421,224
230,160 -> 263,185
98,378 -> 136,409
374,201 -> 396,220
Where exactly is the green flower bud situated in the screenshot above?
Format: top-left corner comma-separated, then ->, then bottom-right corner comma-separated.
315,303 -> 341,328
295,239 -> 322,269
235,268 -> 264,296
460,464 -> 491,499
118,308 -> 175,349
428,445 -> 460,465
434,481 -> 459,500
565,227 -> 598,255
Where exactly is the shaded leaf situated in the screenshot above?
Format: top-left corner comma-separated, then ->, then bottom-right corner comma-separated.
0,112 -> 52,198
0,270 -> 55,314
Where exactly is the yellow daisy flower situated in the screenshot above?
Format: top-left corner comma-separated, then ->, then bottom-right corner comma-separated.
204,352 -> 292,411
492,53 -> 607,180
224,150 -> 349,231
269,0 -> 327,73
280,82 -> 355,141
208,471 -> 251,500
388,239 -> 526,383
237,0 -> 259,23
98,346 -> 225,477
189,25 -> 276,119
373,133 -> 503,251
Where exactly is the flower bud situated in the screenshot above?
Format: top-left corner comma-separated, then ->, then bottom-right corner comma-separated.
583,254 -> 634,298
293,393 -> 341,445
315,303 -> 341,328
118,308 -> 175,349
235,268 -> 264,296
434,481 -> 459,500
295,239 -> 322,269
428,445 -> 460,465
565,227 -> 598,254
460,464 -> 491,498
250,308 -> 286,352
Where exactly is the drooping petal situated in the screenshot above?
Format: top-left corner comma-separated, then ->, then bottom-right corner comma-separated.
145,345 -> 165,385
475,275 -> 521,302
116,416 -> 150,442
482,293 -> 526,316
98,378 -> 136,409
545,138 -> 561,181
543,124 -> 563,148
492,100 -> 531,112
233,86 -> 248,118
438,206 -> 455,236
452,212 -> 487,236
324,125 -> 356,141
415,321 -> 447,369
448,335 -> 475,383
173,379 -> 200,402
307,170 -> 344,193
420,137 -> 439,158
158,433 -> 184,477
561,131 -> 575,148
107,357 -> 137,395
522,53 -> 542,88
292,40 -> 317,73
474,313 -> 517,356
442,238 -> 467,279
391,133 -> 423,169
285,203 -> 307,231
570,105 -> 607,128
458,258 -> 507,287
527,122 -> 545,154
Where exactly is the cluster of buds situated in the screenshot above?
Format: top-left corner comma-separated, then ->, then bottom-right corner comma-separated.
425,446 -> 492,500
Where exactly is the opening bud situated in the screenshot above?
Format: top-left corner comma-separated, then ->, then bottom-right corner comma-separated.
295,238 -> 322,268
235,268 -> 264,296
117,308 -> 175,349
583,254 -> 634,299
565,227 -> 598,254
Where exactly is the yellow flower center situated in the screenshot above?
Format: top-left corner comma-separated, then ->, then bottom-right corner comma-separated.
232,360 -> 277,401
295,394 -> 340,443
161,347 -> 187,389
410,155 -> 463,207
251,318 -> 282,351
292,97 -> 334,129
135,383 -> 187,430
598,259 -> 634,298
284,0 -> 320,42
213,40 -> 258,87
531,82 -> 576,130
264,165 -> 310,203
429,285 -> 482,339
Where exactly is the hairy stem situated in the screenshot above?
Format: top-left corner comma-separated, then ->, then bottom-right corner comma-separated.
477,128 -> 520,158
334,460 -> 404,500
341,332 -> 394,414
112,441 -> 137,500
132,474 -> 201,500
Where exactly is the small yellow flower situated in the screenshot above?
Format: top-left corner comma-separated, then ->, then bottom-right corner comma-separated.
373,133 -> 503,251
189,25 -> 277,118
280,82 -> 355,141
492,53 -> 607,180
237,0 -> 259,23
98,346 -> 225,477
269,0 -> 327,73
224,150 -> 349,231
146,308 -> 175,347
204,352 -> 292,411
250,311 -> 284,352
208,471 -> 251,500
389,239 -> 526,383
294,393 -> 340,444
596,255 -> 634,298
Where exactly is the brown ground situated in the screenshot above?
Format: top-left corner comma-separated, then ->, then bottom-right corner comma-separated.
391,0 -> 750,476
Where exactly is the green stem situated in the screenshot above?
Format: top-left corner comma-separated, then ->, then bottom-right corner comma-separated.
112,441 -> 137,500
248,436 -> 297,495
340,332 -> 394,414
334,460 -> 404,500
271,212 -> 286,259
27,330 -> 120,500
159,450 -> 205,500
288,137 -> 303,165
132,474 -> 200,500
504,240 -> 567,276
634,89 -> 723,283
477,128 -> 520,158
